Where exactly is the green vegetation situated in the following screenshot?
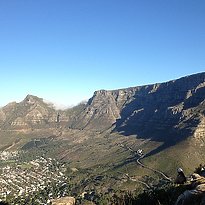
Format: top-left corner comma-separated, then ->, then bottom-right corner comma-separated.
1,161 -> 204,205
2,180 -> 187,205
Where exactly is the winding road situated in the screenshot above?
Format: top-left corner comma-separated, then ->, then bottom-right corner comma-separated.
120,143 -> 172,182
136,155 -> 172,182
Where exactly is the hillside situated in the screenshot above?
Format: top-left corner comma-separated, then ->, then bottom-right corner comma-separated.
1,73 -> 205,133
0,72 -> 204,160
0,72 -> 205,203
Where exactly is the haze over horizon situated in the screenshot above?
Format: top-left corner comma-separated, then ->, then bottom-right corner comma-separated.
0,0 -> 204,108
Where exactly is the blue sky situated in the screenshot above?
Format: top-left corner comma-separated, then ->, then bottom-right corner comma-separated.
0,0 -> 204,108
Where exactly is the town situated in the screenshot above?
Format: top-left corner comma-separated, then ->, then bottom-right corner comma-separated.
0,151 -> 69,204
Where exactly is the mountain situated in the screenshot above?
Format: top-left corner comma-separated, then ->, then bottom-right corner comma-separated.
70,72 -> 205,146
0,95 -> 56,130
1,72 -> 205,135
0,72 -> 205,177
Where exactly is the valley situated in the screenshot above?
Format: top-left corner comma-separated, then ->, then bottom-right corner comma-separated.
0,72 -> 205,204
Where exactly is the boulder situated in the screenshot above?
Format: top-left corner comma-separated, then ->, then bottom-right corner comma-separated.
175,174 -> 205,205
51,196 -> 75,205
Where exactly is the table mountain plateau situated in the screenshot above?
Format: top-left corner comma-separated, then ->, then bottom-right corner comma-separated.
0,72 -> 205,177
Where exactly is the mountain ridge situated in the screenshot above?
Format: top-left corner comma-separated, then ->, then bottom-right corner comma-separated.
0,72 -> 205,200
0,72 -> 205,133
0,72 -> 205,161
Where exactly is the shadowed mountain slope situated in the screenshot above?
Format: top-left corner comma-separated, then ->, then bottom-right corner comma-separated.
0,72 -> 204,159
71,72 -> 205,143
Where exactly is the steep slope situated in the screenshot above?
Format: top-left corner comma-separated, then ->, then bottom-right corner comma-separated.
65,72 -> 205,158
69,90 -> 121,130
115,72 -> 205,137
71,72 -> 205,138
1,72 -> 204,136
0,72 -> 205,198
0,95 -> 60,130
0,72 -> 204,171
114,72 -> 205,156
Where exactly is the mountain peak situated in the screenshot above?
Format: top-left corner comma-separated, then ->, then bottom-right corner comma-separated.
23,94 -> 44,106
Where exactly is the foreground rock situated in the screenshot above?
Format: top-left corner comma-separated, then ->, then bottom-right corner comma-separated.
51,196 -> 75,205
175,173 -> 205,205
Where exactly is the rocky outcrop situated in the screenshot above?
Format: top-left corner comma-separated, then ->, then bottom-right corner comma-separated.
51,196 -> 75,205
175,173 -> 205,205
70,90 -> 121,131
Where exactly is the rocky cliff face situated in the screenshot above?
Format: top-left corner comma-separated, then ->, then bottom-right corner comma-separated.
114,73 -> 205,139
69,72 -> 205,142
70,90 -> 121,130
0,73 -> 205,145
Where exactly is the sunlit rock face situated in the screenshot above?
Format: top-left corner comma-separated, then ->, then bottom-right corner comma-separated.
0,73 -> 205,143
72,72 -> 205,141
51,196 -> 75,205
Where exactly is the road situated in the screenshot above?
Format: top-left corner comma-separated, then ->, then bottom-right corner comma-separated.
119,143 -> 172,182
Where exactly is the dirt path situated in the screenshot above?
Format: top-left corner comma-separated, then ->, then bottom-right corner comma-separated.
136,155 -> 172,182
4,138 -> 22,151
120,143 -> 172,182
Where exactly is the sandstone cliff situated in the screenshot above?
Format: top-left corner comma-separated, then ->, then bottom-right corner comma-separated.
0,72 -> 204,145
70,72 -> 205,143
